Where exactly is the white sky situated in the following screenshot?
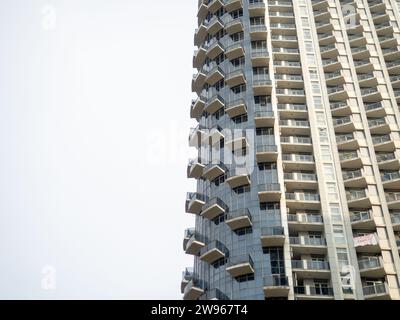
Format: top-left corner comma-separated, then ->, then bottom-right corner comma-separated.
0,0 -> 198,299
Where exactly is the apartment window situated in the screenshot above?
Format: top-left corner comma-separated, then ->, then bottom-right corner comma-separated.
250,16 -> 265,26
337,248 -> 349,268
263,247 -> 285,274
233,185 -> 250,194
309,69 -> 318,80
319,128 -> 329,143
327,183 -> 339,201
213,213 -> 226,225
232,114 -> 248,124
258,163 -> 277,170
236,273 -> 255,283
256,127 -> 274,136
305,41 -> 314,53
312,83 -> 321,94
321,146 -> 331,161
230,9 -> 243,19
234,226 -> 252,236
301,17 -> 309,27
214,79 -> 225,91
231,84 -> 246,94
251,40 -> 267,50
254,95 -> 271,106
260,202 -> 280,210
307,54 -> 316,65
303,30 -> 312,39
253,67 -> 269,77
316,112 -> 326,125
314,96 -> 323,109
212,257 -> 227,269
324,164 -> 335,180
333,225 -> 346,244
230,31 -> 244,42
231,57 -> 245,68
330,204 -> 342,222
212,174 -> 226,186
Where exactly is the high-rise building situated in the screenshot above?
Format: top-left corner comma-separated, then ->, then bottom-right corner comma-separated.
182,0 -> 400,300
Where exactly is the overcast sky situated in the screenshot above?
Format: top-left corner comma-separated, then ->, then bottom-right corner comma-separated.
0,0 -> 197,299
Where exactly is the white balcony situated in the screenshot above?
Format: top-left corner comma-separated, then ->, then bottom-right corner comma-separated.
225,42 -> 245,61
256,145 -> 279,163
226,254 -> 254,278
286,192 -> 321,210
255,110 -> 275,128
226,168 -> 251,189
199,240 -> 228,264
350,210 -> 376,230
290,236 -> 327,255
201,197 -> 228,220
225,208 -> 252,230
291,260 -> 330,279
187,158 -> 204,179
263,276 -> 290,298
287,214 -> 324,232
186,192 -> 207,215
225,98 -> 247,118
346,190 -> 371,208
261,227 -> 285,247
202,162 -> 226,181
258,183 -> 281,202
354,233 -> 380,253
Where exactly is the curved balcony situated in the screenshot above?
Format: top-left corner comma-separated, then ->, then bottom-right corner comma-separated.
387,60 -> 400,75
354,233 -> 380,253
318,32 -> 336,46
190,96 -> 206,119
368,118 -> 390,135
371,11 -> 389,24
346,189 -> 371,208
382,47 -> 400,60
376,21 -> 393,35
251,49 -> 270,67
206,39 -> 225,60
183,278 -> 206,300
378,35 -> 397,48
248,1 -> 265,16
181,268 -> 193,294
313,8 -> 331,21
390,75 -> 400,88
348,33 -> 366,47
365,103 -> 385,119
201,197 -> 228,220
263,275 -> 290,298
386,192 -> 400,209
183,229 -> 205,255
321,44 -> 339,59
225,42 -> 245,61
350,210 -> 375,230
226,254 -> 254,278
225,17 -> 244,35
343,169 -> 367,188
339,151 -> 363,169
285,192 -> 321,210
193,46 -> 207,69
249,25 -> 268,41
225,208 -> 252,230
327,85 -> 348,101
224,0 -> 243,12
290,236 -> 327,254
204,94 -> 225,115
377,152 -> 400,170
256,144 -> 279,163
199,240 -> 228,264
226,167 -> 251,189
208,0 -> 224,13
271,34 -> 298,48
205,66 -> 224,86
330,101 -> 351,117
312,0 -> 329,10
361,87 -> 382,103
255,110 -> 275,128
258,183 -> 281,202
261,226 -> 285,247
351,45 -> 370,60
226,68 -> 246,87
187,158 -> 204,179
369,0 -> 386,12
253,77 -> 273,95
291,260 -> 330,279
322,58 -> 342,72
363,283 -> 390,300
270,23 -> 296,36
358,257 -> 385,278
225,132 -> 249,151
294,286 -> 334,300
354,59 -> 373,73
192,70 -> 207,94
194,23 -> 208,47
381,171 -> 400,189
325,70 -> 344,86
333,116 -> 356,133
336,133 -> 359,150
207,16 -> 224,36
287,214 -> 324,232
372,135 -> 395,152
282,154 -> 315,171
225,98 -> 247,118
203,125 -> 225,146
269,11 -> 295,24
186,192 -> 207,215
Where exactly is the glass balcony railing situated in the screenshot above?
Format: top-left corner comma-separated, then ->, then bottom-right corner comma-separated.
376,152 -> 395,163
346,190 -> 367,201
386,192 -> 400,202
381,171 -> 400,182
282,154 -> 314,162
289,236 -> 326,246
263,275 -> 289,287
286,192 -> 320,201
358,257 -> 381,271
287,214 -> 323,223
363,283 -> 387,296
292,260 -> 329,270
350,210 -> 372,223
343,169 -> 363,181
294,286 -> 334,296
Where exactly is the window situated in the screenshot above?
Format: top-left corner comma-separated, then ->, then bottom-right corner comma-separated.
263,247 -> 285,275
324,164 -> 335,180
254,95 -> 271,106
333,225 -> 345,244
327,183 -> 338,201
260,202 -> 280,210
231,84 -> 246,94
236,273 -> 255,282
330,204 -> 342,222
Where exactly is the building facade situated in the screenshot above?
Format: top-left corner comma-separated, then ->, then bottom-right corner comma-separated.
182,0 -> 400,300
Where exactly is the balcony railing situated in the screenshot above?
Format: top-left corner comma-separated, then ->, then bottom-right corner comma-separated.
290,236 -> 326,246
343,169 -> 362,181
346,190 -> 367,201
363,283 -> 387,296
376,152 -> 395,163
292,260 -> 329,270
263,275 -> 289,287
350,210 -> 372,223
294,286 -> 334,296
358,257 -> 381,271
287,214 -> 323,223
381,171 -> 400,182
